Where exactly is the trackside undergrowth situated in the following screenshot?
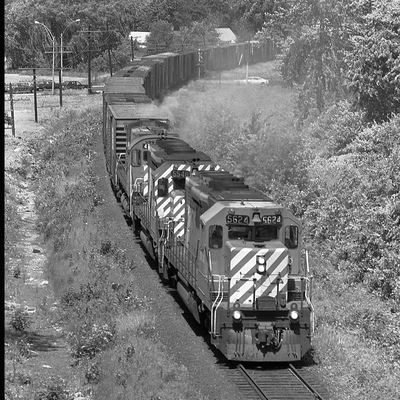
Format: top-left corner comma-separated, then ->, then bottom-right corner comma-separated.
168,79 -> 400,400
20,108 -> 206,400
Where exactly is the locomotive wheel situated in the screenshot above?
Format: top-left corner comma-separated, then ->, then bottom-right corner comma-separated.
167,268 -> 178,289
132,216 -> 141,235
159,258 -> 168,283
116,189 -> 122,201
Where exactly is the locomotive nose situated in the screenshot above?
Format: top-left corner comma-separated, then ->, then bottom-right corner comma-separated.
226,242 -> 289,308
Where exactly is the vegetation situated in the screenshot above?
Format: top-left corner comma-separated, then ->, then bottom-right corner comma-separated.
9,309 -> 32,332
5,0 -> 400,398
4,0 -> 232,70
25,108 -> 206,400
170,74 -> 399,399
257,0 -> 400,122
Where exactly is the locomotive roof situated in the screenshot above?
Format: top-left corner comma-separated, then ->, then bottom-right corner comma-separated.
104,77 -> 146,95
107,103 -> 170,120
149,138 -> 211,164
142,52 -> 179,60
188,171 -> 272,202
105,93 -> 152,105
113,65 -> 152,78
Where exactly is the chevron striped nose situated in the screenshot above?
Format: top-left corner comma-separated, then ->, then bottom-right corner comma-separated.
229,247 -> 289,306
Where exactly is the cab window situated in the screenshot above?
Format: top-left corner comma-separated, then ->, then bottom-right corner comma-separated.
131,149 -> 141,166
285,225 -> 298,248
227,225 -> 278,241
209,225 -> 223,249
255,225 -> 278,242
157,178 -> 168,197
172,176 -> 185,190
228,226 -> 251,240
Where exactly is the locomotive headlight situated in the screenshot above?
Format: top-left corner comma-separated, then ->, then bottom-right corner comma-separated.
289,310 -> 299,321
257,264 -> 266,274
232,310 -> 242,321
256,255 -> 266,274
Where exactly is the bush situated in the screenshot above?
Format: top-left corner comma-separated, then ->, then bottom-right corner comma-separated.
4,194 -> 21,254
303,114 -> 400,300
34,376 -> 68,400
9,308 -> 31,332
69,322 -> 115,359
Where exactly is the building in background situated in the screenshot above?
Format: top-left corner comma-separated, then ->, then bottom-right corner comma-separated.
215,28 -> 237,44
129,32 -> 150,49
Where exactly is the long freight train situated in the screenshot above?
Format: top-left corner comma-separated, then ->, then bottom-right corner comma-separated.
102,42 -> 314,362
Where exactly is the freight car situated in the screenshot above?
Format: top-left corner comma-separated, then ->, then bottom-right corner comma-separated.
103,42 -> 314,362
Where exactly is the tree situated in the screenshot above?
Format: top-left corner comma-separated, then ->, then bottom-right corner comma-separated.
346,0 -> 400,122
147,20 -> 175,53
142,0 -> 208,30
257,0 -> 357,119
230,0 -> 278,34
304,113 -> 400,300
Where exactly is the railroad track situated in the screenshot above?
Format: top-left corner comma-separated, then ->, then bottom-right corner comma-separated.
224,363 -> 328,400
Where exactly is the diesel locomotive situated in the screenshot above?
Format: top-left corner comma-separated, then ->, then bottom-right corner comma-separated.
103,42 -> 314,362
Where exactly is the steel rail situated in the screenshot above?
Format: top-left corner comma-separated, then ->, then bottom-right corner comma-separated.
237,364 -> 270,400
288,364 -> 326,400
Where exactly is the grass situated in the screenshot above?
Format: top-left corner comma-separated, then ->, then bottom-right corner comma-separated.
313,324 -> 400,400
12,106 -> 207,400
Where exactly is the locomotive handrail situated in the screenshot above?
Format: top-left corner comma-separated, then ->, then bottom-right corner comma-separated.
303,250 -> 315,334
211,273 -> 225,337
115,152 -> 126,184
133,177 -> 144,193
304,276 -> 315,334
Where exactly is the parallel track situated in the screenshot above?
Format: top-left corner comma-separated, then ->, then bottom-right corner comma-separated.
224,363 -> 328,400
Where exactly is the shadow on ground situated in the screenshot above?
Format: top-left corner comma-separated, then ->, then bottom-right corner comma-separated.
5,328 -> 66,352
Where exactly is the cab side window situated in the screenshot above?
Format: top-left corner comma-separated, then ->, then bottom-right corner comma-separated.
157,178 -> 168,197
285,225 -> 298,249
131,149 -> 141,166
209,225 -> 223,249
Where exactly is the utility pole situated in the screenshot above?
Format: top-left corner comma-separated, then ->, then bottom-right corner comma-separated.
87,25 -> 92,94
197,49 -> 204,79
60,19 -> 81,84
9,83 -> 15,137
107,23 -> 113,76
58,69 -> 63,107
130,24 -> 135,62
84,26 -> 117,92
33,69 -> 38,122
130,36 -> 135,62
34,21 -> 56,95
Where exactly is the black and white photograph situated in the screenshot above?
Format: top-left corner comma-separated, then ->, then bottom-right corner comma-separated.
4,1 -> 400,399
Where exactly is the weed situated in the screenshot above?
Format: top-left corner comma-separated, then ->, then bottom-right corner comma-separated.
6,338 -> 31,387
33,376 -> 69,400
5,371 -> 32,385
99,240 -> 113,255
9,308 -> 31,332
5,195 -> 21,255
85,361 -> 101,384
68,322 -> 115,359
